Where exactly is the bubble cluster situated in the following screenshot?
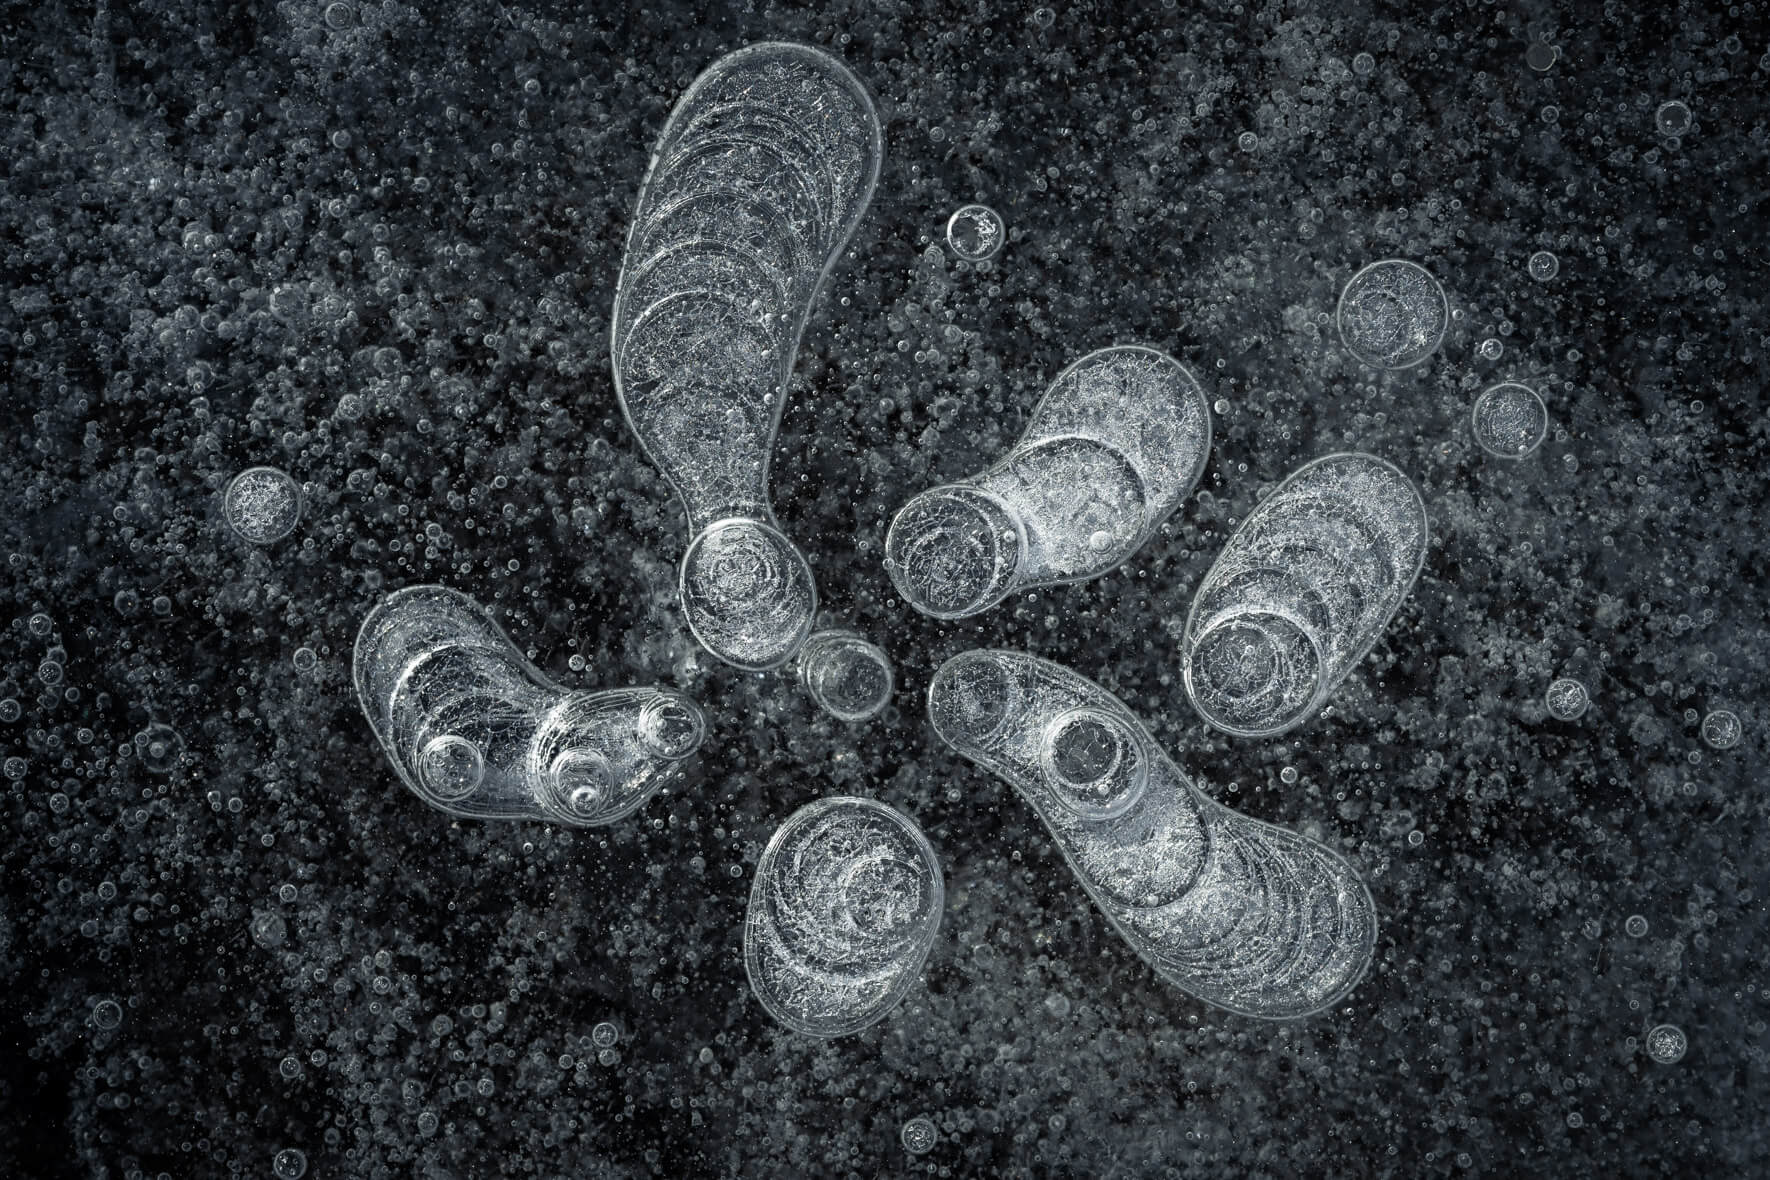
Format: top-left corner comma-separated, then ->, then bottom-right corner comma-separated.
1645,1023 -> 1688,1064
945,203 -> 1005,262
353,585 -> 705,825
797,630 -> 894,722
1545,678 -> 1590,721
1471,382 -> 1549,459
1336,259 -> 1448,370
886,346 -> 1210,618
745,797 -> 943,1037
222,465 -> 302,544
1699,709 -> 1741,749
610,43 -> 882,669
930,651 -> 1376,1018
1180,454 -> 1428,738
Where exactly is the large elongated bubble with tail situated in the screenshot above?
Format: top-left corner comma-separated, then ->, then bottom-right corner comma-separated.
611,42 -> 883,670
1181,453 -> 1427,739
929,650 -> 1374,1019
744,796 -> 943,1037
353,585 -> 706,826
885,345 -> 1210,619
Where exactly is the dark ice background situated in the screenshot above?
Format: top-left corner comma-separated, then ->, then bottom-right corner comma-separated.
3,0 -> 1767,1176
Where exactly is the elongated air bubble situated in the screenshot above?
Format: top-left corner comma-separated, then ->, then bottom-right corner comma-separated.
1180,453 -> 1427,738
744,796 -> 944,1037
929,650 -> 1375,1018
885,345 -> 1210,618
611,42 -> 882,669
354,585 -> 706,826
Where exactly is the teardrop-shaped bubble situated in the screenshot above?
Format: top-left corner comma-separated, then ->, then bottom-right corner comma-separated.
930,650 -> 1375,1019
612,43 -> 882,669
354,585 -> 705,825
1181,453 -> 1427,738
745,796 -> 944,1037
887,345 -> 1210,618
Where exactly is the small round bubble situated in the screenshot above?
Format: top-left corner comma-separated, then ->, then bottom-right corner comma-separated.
1528,251 -> 1560,281
1478,337 -> 1503,360
1472,382 -> 1548,458
223,466 -> 302,544
1525,41 -> 1557,71
92,998 -> 123,1030
591,1021 -> 619,1049
1645,1023 -> 1688,1064
1545,678 -> 1589,721
292,647 -> 318,672
272,1148 -> 309,1179
1655,101 -> 1692,137
1699,709 -> 1741,750
901,1115 -> 938,1155
1624,914 -> 1648,938
945,203 -> 1005,263
138,723 -> 184,773
798,631 -> 894,722
1237,131 -> 1258,152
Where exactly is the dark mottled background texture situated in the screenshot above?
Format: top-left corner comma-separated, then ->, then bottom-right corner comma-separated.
2,0 -> 1767,1175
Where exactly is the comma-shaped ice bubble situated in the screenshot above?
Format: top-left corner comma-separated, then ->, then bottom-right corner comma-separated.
1336,259 -> 1448,370
611,43 -> 883,670
885,345 -> 1211,619
353,585 -> 706,826
928,651 -> 1375,1019
744,796 -> 943,1037
1181,453 -> 1427,739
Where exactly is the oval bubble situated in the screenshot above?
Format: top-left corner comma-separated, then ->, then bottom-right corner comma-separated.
745,796 -> 943,1037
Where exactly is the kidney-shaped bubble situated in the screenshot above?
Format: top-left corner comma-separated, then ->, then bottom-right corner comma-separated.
354,585 -> 705,826
930,650 -> 1376,1019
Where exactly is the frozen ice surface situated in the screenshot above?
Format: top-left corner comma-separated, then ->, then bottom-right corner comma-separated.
929,650 -> 1376,1018
6,4 -> 1767,1174
1181,454 -> 1427,738
611,42 -> 882,669
744,796 -> 943,1037
885,345 -> 1210,618
353,585 -> 705,825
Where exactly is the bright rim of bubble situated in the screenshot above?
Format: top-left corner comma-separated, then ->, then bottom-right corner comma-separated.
1336,259 -> 1448,370
1699,709 -> 1741,750
1545,678 -> 1589,720
1645,1023 -> 1687,1064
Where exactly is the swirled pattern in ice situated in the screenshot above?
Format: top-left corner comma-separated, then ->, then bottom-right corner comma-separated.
929,650 -> 1374,1019
353,585 -> 705,825
1181,453 -> 1427,738
744,796 -> 943,1037
885,345 -> 1210,618
612,42 -> 882,669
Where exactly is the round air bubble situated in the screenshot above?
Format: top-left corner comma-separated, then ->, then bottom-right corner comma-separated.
1545,678 -> 1589,721
223,466 -> 302,544
1336,259 -> 1448,370
797,630 -> 895,722
1700,709 -> 1741,750
945,203 -> 1005,262
1471,382 -> 1549,458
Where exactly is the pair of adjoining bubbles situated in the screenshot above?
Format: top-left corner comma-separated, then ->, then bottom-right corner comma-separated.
1336,258 -> 1551,460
